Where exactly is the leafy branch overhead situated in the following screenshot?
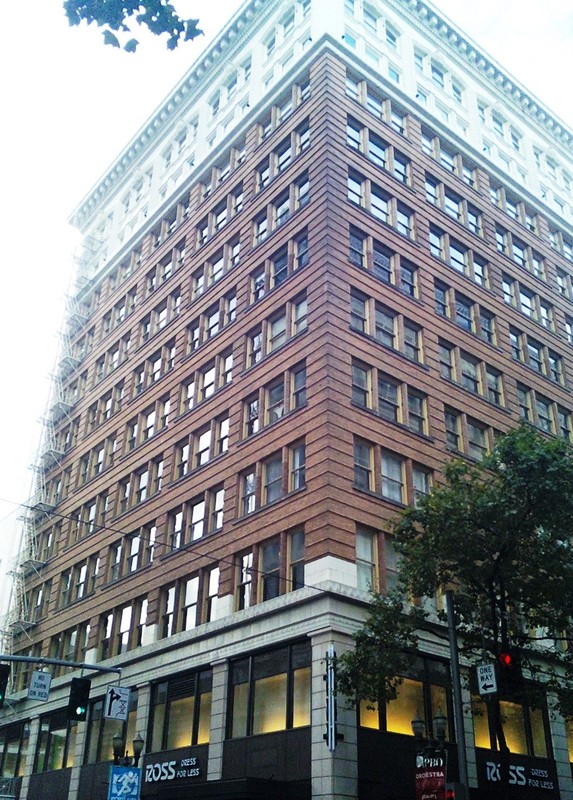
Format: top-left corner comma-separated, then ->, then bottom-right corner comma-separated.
63,0 -> 203,51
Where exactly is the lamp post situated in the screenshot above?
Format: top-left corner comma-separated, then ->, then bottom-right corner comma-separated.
411,708 -> 447,752
113,732 -> 144,767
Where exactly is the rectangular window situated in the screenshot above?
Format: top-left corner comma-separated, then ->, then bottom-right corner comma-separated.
229,642 -> 311,738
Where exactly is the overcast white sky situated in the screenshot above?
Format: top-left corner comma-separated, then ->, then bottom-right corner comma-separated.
0,0 -> 570,611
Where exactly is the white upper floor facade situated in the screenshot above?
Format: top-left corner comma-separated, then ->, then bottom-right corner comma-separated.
69,0 -> 573,287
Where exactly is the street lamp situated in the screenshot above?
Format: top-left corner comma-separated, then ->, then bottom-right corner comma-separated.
411,708 -> 447,751
113,732 -> 144,766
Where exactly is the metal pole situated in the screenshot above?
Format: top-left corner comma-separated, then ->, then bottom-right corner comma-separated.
0,653 -> 121,676
445,590 -> 469,794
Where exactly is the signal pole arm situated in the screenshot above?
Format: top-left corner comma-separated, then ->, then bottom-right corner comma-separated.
0,653 -> 122,677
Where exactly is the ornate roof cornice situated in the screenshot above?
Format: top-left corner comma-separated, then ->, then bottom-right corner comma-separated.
393,0 -> 573,153
71,0 -> 572,230
70,0 -> 275,229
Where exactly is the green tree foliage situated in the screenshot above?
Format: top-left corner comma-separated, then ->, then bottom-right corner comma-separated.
339,424 -> 573,726
63,1 -> 203,51
337,593 -> 422,709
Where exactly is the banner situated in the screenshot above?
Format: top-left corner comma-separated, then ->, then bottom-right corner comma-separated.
415,752 -> 446,800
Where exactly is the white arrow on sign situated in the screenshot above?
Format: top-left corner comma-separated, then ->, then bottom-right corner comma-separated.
104,685 -> 131,720
476,663 -> 497,696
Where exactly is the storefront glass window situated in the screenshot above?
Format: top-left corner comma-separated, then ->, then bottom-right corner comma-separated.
150,669 -> 212,752
229,641 -> 311,738
472,694 -> 550,757
359,658 -> 452,741
35,712 -> 77,772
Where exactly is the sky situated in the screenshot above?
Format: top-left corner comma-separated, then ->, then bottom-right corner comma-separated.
0,0 -> 571,612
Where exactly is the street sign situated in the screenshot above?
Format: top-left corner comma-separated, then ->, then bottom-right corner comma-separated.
476,663 -> 497,696
28,670 -> 52,702
104,685 -> 131,720
108,766 -> 141,800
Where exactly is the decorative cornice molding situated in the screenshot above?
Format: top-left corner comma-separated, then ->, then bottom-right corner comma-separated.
394,0 -> 573,152
71,0 -> 573,230
70,0 -> 275,230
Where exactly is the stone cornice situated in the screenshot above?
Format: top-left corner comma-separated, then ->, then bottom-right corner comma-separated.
70,0 -> 277,230
393,0 -> 573,153
71,0 -> 573,231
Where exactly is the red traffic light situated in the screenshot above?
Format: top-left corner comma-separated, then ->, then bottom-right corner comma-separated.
498,652 -> 513,667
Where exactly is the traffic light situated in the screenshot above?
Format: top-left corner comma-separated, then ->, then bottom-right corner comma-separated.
497,649 -> 523,695
445,783 -> 468,800
0,665 -> 10,709
67,677 -> 91,721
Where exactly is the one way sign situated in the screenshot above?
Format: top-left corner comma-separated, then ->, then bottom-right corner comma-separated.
104,685 -> 131,720
476,663 -> 497,696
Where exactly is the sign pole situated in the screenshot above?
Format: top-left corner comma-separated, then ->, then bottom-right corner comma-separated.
445,591 -> 469,796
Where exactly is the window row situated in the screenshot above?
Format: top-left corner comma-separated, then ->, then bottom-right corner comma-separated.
502,274 -> 554,330
490,186 -> 538,234
348,170 -> 414,239
350,290 -> 423,363
353,438 -> 431,505
256,119 -> 310,191
116,457 -> 163,513
167,485 -> 225,550
240,441 -> 306,516
94,333 -> 132,384
516,385 -> 572,439
190,237 -> 240,299
345,72 -> 407,136
439,341 -> 503,406
421,128 -> 477,188
179,349 -> 234,414
59,556 -> 100,608
86,381 -> 125,432
444,408 -> 495,460
253,172 -> 309,245
349,227 -> 417,297
250,230 -> 309,302
258,76 -> 310,141
550,229 -> 573,263
243,362 -> 306,437
347,116 -> 410,184
196,184 -> 243,247
509,328 -> 564,384
434,280 -> 495,343
133,340 -> 176,395
425,175 -> 482,235
125,395 -> 170,451
141,288 -> 182,343
429,225 -> 488,286
186,291 -> 236,352
246,295 -> 307,368
108,522 -> 157,582
174,413 -> 229,479
77,433 -> 118,485
143,241 -> 186,298
496,226 -> 545,279
201,141 -> 246,198
351,361 -> 427,434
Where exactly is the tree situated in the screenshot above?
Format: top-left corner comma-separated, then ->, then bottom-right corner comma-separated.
338,424 -> 573,747
336,593 -> 422,710
63,1 -> 203,52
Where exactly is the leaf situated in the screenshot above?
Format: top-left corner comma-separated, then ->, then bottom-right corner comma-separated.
102,28 -> 120,47
124,37 -> 139,52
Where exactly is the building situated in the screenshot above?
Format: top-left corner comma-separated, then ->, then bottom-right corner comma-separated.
2,0 -> 573,798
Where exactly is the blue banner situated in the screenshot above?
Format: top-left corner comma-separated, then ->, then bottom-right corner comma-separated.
108,766 -> 142,800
